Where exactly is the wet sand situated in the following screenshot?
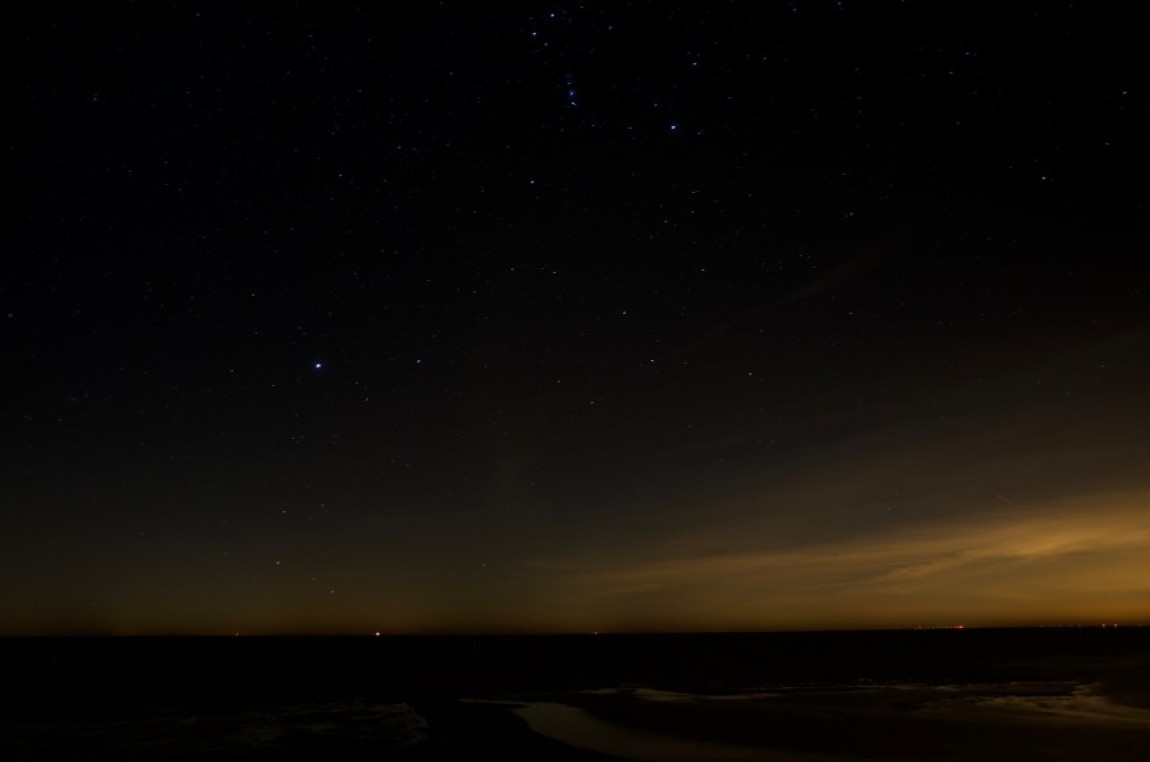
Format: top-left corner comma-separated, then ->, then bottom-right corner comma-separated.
481,682 -> 1150,761
2,630 -> 1147,759
468,698 -> 800,761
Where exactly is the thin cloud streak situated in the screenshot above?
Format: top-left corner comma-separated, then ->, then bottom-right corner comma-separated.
538,490 -> 1150,629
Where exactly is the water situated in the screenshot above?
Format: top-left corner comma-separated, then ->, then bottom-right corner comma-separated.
2,629 -> 1148,759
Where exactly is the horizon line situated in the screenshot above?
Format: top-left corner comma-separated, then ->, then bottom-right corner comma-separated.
3,622 -> 1147,639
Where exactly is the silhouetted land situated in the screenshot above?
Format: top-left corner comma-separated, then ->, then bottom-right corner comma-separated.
3,628 -> 1149,759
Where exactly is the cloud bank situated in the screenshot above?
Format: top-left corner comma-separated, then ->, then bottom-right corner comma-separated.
539,490 -> 1150,630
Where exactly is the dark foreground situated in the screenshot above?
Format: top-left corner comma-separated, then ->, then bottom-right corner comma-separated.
3,628 -> 1149,760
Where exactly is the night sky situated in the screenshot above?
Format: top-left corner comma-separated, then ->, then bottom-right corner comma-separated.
7,2 -> 1150,636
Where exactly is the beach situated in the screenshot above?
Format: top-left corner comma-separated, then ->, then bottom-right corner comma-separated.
2,629 -> 1148,760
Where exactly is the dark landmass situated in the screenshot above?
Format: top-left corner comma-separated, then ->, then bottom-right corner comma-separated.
2,629 -> 1148,760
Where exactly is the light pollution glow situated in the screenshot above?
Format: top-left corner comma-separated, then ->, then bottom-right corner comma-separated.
4,332 -> 1146,636
531,489 -> 1150,632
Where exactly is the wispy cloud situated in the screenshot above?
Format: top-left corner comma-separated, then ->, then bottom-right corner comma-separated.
537,490 -> 1150,629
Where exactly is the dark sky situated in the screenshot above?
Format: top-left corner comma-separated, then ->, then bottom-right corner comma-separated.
7,1 -> 1150,635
